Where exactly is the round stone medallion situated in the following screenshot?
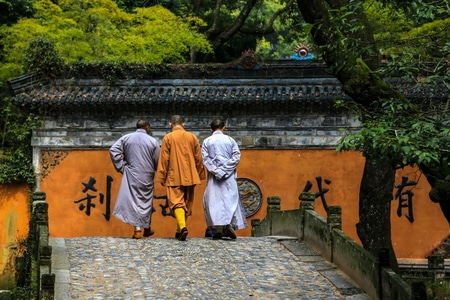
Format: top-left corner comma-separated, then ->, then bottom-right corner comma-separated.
237,178 -> 262,217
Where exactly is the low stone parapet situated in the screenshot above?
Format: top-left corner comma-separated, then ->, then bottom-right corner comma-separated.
251,192 -> 430,300
30,192 -> 55,299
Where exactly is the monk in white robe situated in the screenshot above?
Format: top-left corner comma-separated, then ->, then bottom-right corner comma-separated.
110,120 -> 160,239
202,119 -> 247,239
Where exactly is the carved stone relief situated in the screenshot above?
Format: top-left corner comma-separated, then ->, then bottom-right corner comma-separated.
237,178 -> 262,217
40,150 -> 70,179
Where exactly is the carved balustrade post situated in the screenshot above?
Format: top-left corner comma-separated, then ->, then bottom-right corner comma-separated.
327,206 -> 342,230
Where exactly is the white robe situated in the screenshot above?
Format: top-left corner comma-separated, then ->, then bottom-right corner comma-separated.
202,131 -> 247,229
110,128 -> 160,228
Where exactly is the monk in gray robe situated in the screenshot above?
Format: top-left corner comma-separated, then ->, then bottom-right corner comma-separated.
110,120 -> 160,239
202,119 -> 247,240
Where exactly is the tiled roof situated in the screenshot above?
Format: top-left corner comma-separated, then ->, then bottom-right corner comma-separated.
8,63 -> 449,115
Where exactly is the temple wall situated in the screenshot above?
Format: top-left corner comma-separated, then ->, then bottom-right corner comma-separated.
28,114 -> 450,259
0,182 -> 29,288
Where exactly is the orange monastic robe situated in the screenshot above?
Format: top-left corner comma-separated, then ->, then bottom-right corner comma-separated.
155,127 -> 206,214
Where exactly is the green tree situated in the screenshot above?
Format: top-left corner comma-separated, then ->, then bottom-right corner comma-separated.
194,0 -> 310,62
0,0 -> 212,184
0,0 -> 211,66
380,0 -> 450,25
0,0 -> 35,26
116,0 -> 310,62
0,101 -> 40,185
296,0 -> 449,271
114,0 -> 184,14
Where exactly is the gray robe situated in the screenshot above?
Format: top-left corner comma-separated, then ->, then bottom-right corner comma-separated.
110,128 -> 160,228
202,131 -> 247,229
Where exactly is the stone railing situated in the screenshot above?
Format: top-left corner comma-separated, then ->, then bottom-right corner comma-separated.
29,192 -> 55,299
19,192 -> 55,300
251,192 -> 437,300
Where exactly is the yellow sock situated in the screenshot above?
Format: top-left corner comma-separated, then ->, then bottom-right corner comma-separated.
174,208 -> 186,230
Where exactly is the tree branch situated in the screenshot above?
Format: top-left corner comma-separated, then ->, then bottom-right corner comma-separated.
209,0 -> 258,50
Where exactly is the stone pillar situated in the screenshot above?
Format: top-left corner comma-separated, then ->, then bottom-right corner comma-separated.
428,254 -> 446,299
299,192 -> 315,210
428,254 -> 445,282
267,196 -> 281,214
251,197 -> 282,237
250,219 -> 260,237
32,198 -> 49,261
32,192 -> 48,226
326,206 -> 341,263
32,191 -> 46,201
299,192 -> 315,240
31,191 -> 54,299
40,244 -> 52,267
40,273 -> 55,300
327,206 -> 342,230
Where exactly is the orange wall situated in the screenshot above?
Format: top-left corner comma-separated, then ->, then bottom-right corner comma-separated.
39,149 -> 449,258
0,183 -> 29,277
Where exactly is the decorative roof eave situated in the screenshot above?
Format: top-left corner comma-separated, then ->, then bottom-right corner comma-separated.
11,78 -> 350,104
8,63 -> 450,116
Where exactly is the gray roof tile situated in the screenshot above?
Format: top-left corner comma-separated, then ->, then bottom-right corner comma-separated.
8,63 -> 449,115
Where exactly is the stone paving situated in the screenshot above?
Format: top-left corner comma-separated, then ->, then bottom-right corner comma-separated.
50,236 -> 371,300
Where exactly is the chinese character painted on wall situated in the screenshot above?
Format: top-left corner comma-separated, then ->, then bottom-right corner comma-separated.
300,176 -> 332,211
154,194 -> 170,216
74,176 -> 113,220
394,176 -> 417,223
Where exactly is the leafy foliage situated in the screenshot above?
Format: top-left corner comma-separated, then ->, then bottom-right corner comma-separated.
379,0 -> 450,25
0,98 -> 41,185
0,0 -> 35,25
0,0 -> 213,184
365,1 -> 450,78
23,36 -> 64,75
140,0 -> 313,62
332,2 -> 450,180
336,97 -> 450,174
0,0 -> 211,70
252,1 -> 314,61
114,0 -> 185,14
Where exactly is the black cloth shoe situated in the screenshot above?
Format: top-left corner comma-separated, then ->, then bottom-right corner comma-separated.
143,227 -> 154,237
205,226 -> 216,238
178,227 -> 188,241
223,225 -> 237,239
221,228 -> 229,238
175,232 -> 181,239
212,232 -> 222,240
